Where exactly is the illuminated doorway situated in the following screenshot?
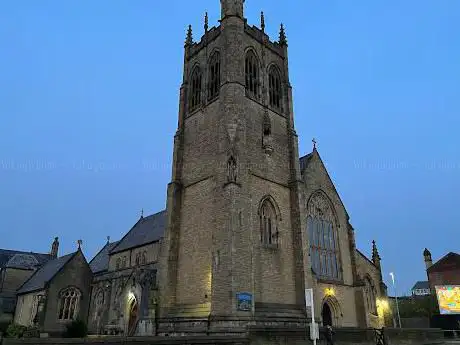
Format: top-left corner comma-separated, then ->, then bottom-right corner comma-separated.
322,302 -> 333,326
128,297 -> 138,336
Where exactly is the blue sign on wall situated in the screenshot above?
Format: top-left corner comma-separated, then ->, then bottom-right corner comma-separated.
236,292 -> 252,311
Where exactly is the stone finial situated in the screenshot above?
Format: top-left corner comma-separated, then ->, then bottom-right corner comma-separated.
140,208 -> 144,219
372,240 -> 381,265
261,11 -> 265,32
185,25 -> 193,46
204,12 -> 209,32
77,239 -> 83,249
107,236 -> 110,244
312,138 -> 317,150
279,23 -> 287,46
50,237 -> 59,258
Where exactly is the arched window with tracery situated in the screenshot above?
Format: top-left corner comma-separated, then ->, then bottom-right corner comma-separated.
208,52 -> 220,100
365,276 -> 377,314
245,51 -> 259,99
307,191 -> 341,280
189,66 -> 202,112
57,287 -> 81,321
268,65 -> 282,110
259,198 -> 279,246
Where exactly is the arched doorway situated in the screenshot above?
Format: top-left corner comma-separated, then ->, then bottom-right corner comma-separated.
128,297 -> 138,336
322,303 -> 333,326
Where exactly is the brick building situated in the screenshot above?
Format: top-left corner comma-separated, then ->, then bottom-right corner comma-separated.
424,248 -> 460,290
12,0 -> 390,336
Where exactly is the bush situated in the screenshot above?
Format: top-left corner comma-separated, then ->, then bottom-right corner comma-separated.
5,323 -> 27,338
63,319 -> 88,338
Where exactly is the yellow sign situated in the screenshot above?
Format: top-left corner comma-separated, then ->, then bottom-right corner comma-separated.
436,285 -> 460,315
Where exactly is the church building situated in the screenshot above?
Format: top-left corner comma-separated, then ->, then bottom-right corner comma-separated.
12,0 -> 389,336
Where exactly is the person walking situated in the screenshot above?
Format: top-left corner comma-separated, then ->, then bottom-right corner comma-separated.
325,325 -> 335,345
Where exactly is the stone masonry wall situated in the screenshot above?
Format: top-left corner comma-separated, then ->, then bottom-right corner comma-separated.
2,327 -> 447,345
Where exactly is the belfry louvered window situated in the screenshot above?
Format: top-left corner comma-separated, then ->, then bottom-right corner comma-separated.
245,51 -> 259,99
208,52 -> 221,100
189,66 -> 202,112
268,65 -> 282,109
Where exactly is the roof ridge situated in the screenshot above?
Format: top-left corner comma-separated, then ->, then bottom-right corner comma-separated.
16,251 -> 79,295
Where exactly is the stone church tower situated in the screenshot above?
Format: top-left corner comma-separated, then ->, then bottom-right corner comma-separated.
160,0 -> 307,321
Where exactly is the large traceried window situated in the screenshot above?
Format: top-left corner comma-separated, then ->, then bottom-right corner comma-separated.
189,66 -> 202,112
208,51 -> 221,100
268,65 -> 282,110
57,287 -> 81,321
307,191 -> 341,280
245,51 -> 259,99
259,197 -> 279,247
365,276 -> 377,315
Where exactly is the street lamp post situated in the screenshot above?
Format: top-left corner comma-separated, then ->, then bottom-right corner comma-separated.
389,272 -> 402,328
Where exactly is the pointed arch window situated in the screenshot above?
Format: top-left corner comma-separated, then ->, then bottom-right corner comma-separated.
189,66 -> 202,112
268,65 -> 282,110
245,51 -> 259,99
259,198 -> 279,246
365,277 -> 377,315
307,192 -> 341,281
57,287 -> 81,321
208,52 -> 221,100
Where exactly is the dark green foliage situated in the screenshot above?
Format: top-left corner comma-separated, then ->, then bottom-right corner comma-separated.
398,295 -> 439,318
5,323 -> 27,338
63,319 -> 88,338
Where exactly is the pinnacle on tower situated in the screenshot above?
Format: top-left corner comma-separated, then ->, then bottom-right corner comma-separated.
50,237 -> 59,258
185,25 -> 193,46
204,12 -> 209,32
372,240 -> 381,265
261,11 -> 265,32
279,23 -> 287,46
220,0 -> 245,19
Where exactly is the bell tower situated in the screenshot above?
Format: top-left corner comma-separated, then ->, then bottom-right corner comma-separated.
159,0 -> 306,325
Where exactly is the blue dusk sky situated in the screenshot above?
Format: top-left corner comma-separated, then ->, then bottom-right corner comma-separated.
0,0 -> 459,295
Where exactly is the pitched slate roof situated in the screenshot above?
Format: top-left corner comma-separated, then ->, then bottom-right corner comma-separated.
17,252 -> 77,295
89,241 -> 119,274
412,281 -> 430,291
110,210 -> 167,254
427,252 -> 460,273
0,249 -> 52,270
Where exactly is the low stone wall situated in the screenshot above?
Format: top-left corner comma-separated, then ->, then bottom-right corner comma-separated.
1,327 -> 447,345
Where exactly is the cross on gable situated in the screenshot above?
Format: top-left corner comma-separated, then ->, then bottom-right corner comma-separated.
312,138 -> 317,150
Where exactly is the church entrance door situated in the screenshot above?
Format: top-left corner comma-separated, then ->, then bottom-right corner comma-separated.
322,303 -> 333,326
128,298 -> 138,336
